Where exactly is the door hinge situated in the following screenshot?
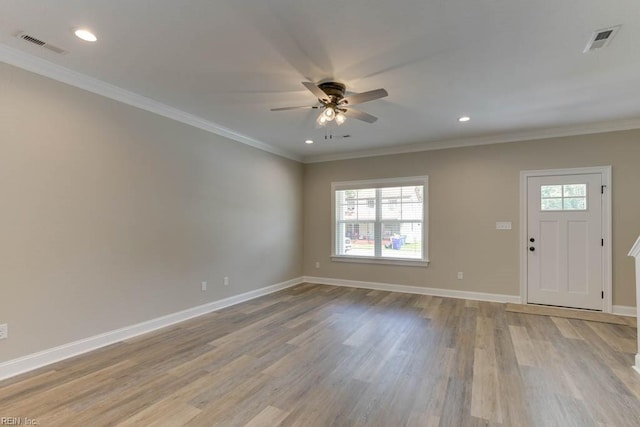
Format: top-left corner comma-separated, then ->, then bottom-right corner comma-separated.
601,238 -> 604,246
601,185 -> 606,194
601,291 -> 604,299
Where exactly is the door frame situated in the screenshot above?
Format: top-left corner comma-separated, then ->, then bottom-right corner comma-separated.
519,166 -> 612,312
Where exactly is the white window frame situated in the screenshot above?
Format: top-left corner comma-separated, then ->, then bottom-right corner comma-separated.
331,176 -> 429,266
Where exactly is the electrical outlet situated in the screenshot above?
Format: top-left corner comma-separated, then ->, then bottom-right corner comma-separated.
457,272 -> 464,280
223,276 -> 229,286
0,324 -> 8,340
315,261 -> 320,269
201,281 -> 207,291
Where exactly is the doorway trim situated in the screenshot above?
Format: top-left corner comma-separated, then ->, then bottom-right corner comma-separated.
519,166 -> 612,312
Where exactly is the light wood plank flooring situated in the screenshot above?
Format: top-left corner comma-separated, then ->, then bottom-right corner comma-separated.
505,303 -> 637,327
1,284 -> 639,426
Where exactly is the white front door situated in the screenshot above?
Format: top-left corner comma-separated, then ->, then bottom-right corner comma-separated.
527,173 -> 603,310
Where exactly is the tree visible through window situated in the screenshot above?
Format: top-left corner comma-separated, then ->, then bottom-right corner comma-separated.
541,184 -> 587,211
332,177 -> 428,263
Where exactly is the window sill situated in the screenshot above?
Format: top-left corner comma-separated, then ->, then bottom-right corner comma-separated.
331,255 -> 430,267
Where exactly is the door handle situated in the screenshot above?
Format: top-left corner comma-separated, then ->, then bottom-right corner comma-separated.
529,246 -> 535,252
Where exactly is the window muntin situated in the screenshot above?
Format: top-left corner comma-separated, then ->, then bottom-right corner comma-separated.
333,177 -> 428,263
541,184 -> 587,211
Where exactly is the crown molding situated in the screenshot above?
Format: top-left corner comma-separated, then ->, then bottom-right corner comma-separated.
4,42 -> 640,166
0,43 -> 301,162
303,117 -> 640,163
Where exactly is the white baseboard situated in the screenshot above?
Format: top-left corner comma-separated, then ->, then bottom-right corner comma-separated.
612,305 -> 637,317
303,276 -> 522,304
0,277 -> 303,381
304,277 -> 638,317
634,354 -> 640,376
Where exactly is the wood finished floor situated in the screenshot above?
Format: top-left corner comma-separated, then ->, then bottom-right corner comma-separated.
1,283 -> 639,426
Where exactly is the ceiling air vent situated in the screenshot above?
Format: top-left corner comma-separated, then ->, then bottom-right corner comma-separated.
583,26 -> 621,53
15,32 -> 67,55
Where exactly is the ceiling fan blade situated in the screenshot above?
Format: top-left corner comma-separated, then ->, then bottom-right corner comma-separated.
270,105 -> 317,111
341,88 -> 388,106
302,81 -> 330,101
343,109 -> 378,123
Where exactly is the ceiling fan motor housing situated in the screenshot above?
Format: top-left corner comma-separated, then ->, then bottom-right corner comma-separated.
317,82 -> 346,101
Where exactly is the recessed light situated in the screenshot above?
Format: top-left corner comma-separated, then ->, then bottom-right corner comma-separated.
74,28 -> 97,42
458,116 -> 470,122
305,139 -> 314,144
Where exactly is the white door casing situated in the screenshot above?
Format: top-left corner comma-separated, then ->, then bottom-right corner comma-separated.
527,174 -> 602,309
520,167 -> 612,312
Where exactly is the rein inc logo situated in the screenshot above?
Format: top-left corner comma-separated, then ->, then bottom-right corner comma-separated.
1,418 -> 38,425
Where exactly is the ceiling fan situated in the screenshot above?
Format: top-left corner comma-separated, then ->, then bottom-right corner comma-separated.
271,81 -> 388,126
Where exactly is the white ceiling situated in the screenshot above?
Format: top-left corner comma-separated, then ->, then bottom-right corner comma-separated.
2,0 -> 640,162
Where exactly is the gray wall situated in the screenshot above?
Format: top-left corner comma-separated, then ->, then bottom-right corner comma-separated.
303,130 -> 640,307
0,63 -> 303,362
2,59 -> 639,365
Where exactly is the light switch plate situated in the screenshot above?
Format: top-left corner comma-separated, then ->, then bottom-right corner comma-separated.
496,221 -> 512,230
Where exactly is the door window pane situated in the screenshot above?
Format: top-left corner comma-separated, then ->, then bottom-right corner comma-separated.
541,184 -> 587,211
563,197 -> 586,210
541,185 -> 562,198
541,198 -> 563,210
563,184 -> 586,197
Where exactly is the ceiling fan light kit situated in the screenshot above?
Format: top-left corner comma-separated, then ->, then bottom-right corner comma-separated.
323,107 -> 335,119
271,81 -> 388,131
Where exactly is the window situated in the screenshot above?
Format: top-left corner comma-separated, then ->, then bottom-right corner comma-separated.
332,176 -> 428,265
541,184 -> 587,211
